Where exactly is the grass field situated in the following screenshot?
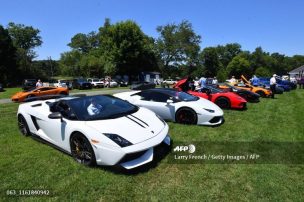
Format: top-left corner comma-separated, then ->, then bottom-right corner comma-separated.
0,90 -> 303,201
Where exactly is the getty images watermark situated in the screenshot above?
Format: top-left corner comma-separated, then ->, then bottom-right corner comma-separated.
168,142 -> 304,164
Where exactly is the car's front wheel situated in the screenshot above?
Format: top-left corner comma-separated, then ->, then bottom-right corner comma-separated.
18,115 -> 31,136
175,108 -> 197,125
70,133 -> 96,166
256,90 -> 266,97
215,97 -> 231,109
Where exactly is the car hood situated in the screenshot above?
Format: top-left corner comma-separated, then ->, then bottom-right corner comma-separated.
184,98 -> 223,116
12,91 -> 28,99
222,91 -> 247,102
85,107 -> 165,144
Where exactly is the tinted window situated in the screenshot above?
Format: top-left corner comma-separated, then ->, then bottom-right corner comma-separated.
139,91 -> 170,102
67,95 -> 138,121
37,87 -> 53,92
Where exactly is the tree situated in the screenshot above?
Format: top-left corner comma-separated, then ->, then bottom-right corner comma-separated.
68,32 -> 99,53
227,55 -> 251,78
6,22 -> 43,80
255,67 -> 271,77
0,25 -> 17,85
60,19 -> 158,78
156,20 -> 201,74
200,47 -> 222,77
7,22 -> 42,59
217,43 -> 242,67
59,50 -> 82,76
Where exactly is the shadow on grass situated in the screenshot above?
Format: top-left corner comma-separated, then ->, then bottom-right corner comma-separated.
31,134 -> 172,175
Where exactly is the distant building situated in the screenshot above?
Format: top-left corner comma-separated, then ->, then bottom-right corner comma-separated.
289,65 -> 304,78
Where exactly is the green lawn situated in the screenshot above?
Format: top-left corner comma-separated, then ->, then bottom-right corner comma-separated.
0,88 -> 22,99
0,90 -> 303,201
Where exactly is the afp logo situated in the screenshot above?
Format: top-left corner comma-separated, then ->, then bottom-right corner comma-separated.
173,144 -> 196,153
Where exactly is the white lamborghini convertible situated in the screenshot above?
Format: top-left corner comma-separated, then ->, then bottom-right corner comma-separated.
114,88 -> 224,126
17,95 -> 170,169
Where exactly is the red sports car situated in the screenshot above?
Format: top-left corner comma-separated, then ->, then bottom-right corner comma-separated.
174,78 -> 247,109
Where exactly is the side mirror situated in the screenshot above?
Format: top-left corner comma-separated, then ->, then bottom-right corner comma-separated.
166,99 -> 174,104
48,112 -> 62,119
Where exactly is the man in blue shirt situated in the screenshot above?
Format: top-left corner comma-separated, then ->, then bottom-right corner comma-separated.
198,76 -> 206,88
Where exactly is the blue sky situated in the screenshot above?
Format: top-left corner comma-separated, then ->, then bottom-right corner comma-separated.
1,0 -> 303,60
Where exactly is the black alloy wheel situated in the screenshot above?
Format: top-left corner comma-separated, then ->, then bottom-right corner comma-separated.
18,115 -> 31,136
70,133 -> 96,166
256,91 -> 266,97
215,97 -> 231,109
175,108 -> 197,125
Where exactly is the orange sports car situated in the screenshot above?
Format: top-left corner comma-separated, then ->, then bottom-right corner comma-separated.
228,75 -> 272,97
12,86 -> 69,102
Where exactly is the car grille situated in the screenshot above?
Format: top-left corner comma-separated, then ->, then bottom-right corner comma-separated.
209,116 -> 223,123
118,149 -> 148,164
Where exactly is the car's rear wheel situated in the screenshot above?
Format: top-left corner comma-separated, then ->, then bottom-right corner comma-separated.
18,115 -> 30,136
175,108 -> 197,125
215,97 -> 231,109
70,133 -> 96,166
256,91 -> 265,97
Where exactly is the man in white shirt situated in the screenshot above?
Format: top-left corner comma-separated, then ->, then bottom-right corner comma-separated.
270,74 -> 277,99
230,76 -> 237,84
212,77 -> 218,85
36,79 -> 43,88
87,98 -> 103,116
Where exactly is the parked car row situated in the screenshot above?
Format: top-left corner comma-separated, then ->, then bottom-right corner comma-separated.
13,74 -> 297,171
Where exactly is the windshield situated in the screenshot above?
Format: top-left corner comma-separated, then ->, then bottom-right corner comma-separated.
67,95 -> 138,121
203,86 -> 223,93
166,91 -> 199,102
93,79 -> 99,82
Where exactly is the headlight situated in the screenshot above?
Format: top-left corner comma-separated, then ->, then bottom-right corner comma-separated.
204,108 -> 215,113
103,133 -> 132,147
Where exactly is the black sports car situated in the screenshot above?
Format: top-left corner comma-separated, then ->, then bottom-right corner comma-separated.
72,78 -> 92,90
22,79 -> 37,90
218,83 -> 260,103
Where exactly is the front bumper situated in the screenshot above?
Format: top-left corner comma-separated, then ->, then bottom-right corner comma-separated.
197,113 -> 224,126
92,125 -> 170,169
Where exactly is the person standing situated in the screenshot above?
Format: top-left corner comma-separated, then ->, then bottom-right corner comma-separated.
212,77 -> 218,85
270,74 -> 277,99
36,79 -> 43,88
198,76 -> 206,88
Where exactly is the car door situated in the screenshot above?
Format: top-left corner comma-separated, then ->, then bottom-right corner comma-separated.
135,91 -> 175,120
37,101 -> 72,149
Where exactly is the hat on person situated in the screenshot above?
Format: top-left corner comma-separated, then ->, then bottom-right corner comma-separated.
273,74 -> 277,77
